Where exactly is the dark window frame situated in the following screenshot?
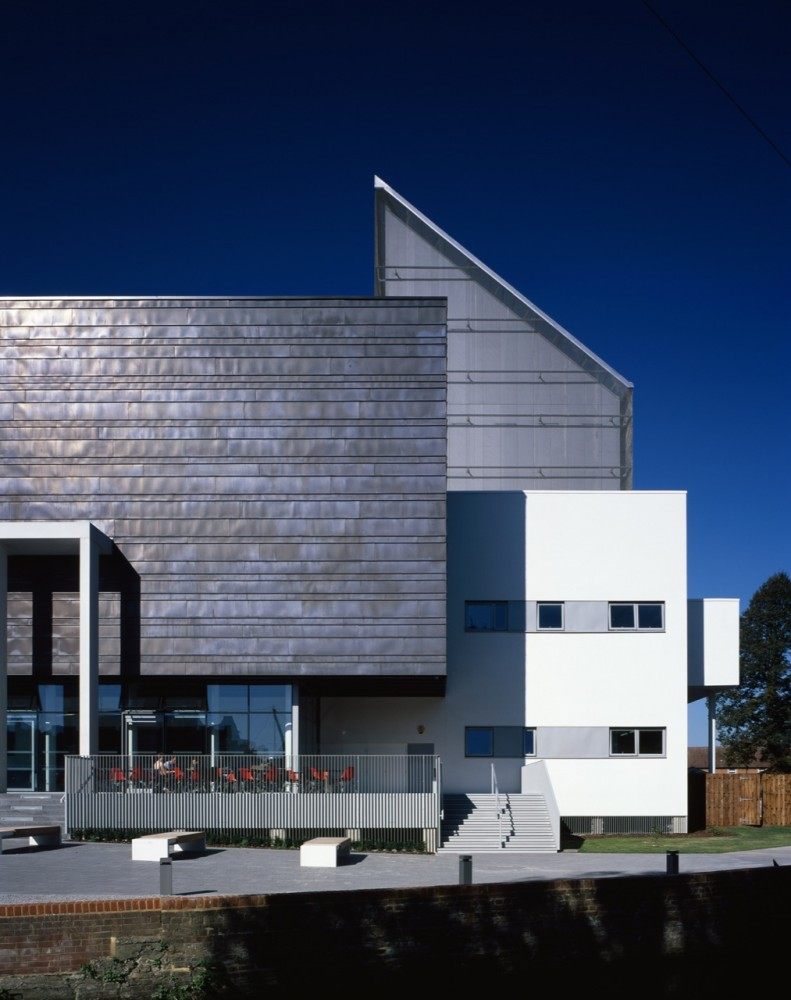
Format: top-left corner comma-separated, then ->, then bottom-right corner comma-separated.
537,602 -> 564,631
464,601 -> 509,632
608,602 -> 665,632
465,726 -> 494,757
465,726 -> 537,758
523,728 -> 537,756
609,727 -> 666,757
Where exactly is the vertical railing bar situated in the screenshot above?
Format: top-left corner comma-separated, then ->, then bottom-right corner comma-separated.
64,753 -> 441,845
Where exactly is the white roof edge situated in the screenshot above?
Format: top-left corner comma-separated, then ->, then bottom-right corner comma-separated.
520,490 -> 686,496
0,520 -> 93,539
688,597 -> 741,602
0,520 -> 114,550
374,176 -> 633,389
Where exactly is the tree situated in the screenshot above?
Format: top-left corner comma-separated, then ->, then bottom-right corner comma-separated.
716,572 -> 791,772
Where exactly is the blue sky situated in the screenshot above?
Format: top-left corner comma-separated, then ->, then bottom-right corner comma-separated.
2,1 -> 789,743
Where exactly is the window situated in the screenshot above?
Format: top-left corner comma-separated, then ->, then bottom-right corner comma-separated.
537,602 -> 564,630
609,602 -> 664,631
465,727 -> 494,756
465,601 -> 508,632
465,726 -> 536,758
610,728 -> 665,757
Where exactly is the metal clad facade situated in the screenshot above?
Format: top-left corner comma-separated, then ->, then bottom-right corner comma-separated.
375,182 -> 633,491
0,297 -> 447,678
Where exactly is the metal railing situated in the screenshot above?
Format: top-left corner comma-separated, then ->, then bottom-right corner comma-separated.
67,753 -> 437,794
491,762 -> 503,847
65,753 -> 442,844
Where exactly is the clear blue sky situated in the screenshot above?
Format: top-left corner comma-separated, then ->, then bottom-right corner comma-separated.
2,2 -> 789,744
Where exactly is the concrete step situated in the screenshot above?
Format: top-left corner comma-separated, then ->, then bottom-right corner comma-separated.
0,794 -> 66,834
441,791 -> 558,852
438,847 -> 558,854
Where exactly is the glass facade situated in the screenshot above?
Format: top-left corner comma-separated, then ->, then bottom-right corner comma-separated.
5,679 -> 293,791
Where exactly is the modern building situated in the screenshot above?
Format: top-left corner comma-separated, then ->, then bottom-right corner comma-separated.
0,179 -> 738,847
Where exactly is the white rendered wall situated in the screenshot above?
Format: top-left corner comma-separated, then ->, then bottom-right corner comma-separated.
688,598 -> 740,689
322,491 -> 690,818
525,492 -> 688,816
321,492 -> 527,793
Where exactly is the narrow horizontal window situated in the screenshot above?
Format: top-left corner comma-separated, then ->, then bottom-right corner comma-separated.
537,602 -> 564,630
466,726 -> 536,758
610,728 -> 665,757
465,601 -> 508,632
465,727 -> 493,757
609,602 -> 664,631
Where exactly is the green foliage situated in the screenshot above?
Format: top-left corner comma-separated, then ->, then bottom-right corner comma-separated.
71,828 -> 427,853
576,826 -> 791,853
79,957 -> 131,984
150,958 -> 228,999
716,572 -> 791,772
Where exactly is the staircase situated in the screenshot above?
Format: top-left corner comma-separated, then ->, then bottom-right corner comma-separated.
0,792 -> 67,835
439,793 -> 558,852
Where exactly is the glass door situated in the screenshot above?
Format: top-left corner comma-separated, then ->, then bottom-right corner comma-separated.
123,711 -> 162,758
7,713 -> 37,791
164,712 -> 207,755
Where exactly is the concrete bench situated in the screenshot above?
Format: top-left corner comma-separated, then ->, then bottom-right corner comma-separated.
299,836 -> 351,868
131,830 -> 206,861
0,824 -> 62,853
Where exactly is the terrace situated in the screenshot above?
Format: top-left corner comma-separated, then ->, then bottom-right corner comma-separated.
65,753 -> 443,851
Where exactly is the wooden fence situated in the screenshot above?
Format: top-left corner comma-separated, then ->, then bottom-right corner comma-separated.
762,774 -> 791,825
690,772 -> 791,829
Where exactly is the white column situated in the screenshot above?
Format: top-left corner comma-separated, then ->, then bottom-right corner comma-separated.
79,529 -> 99,756
291,684 -> 300,758
707,694 -> 717,774
0,545 -> 7,792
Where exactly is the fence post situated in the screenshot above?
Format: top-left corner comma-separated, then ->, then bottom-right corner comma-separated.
666,850 -> 679,875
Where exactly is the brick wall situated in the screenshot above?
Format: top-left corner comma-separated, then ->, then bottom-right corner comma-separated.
1,868 -> 788,995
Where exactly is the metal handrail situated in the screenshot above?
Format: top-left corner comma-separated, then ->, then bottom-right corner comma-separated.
491,762 -> 503,847
64,753 -> 443,846
66,752 -> 439,796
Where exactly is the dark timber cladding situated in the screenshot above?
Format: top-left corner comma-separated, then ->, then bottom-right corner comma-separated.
0,298 -> 448,678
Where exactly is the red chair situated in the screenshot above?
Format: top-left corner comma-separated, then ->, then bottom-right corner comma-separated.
238,767 -> 255,790
215,766 -> 236,791
338,765 -> 355,792
310,766 -> 329,791
263,765 -> 279,789
129,766 -> 143,787
109,766 -> 126,790
285,769 -> 299,788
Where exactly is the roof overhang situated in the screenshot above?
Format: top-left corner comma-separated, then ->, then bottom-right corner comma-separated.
0,521 -> 114,556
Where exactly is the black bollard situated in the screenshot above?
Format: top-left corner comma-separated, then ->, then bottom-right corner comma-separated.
459,854 -> 472,885
160,857 -> 173,895
666,850 -> 679,875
